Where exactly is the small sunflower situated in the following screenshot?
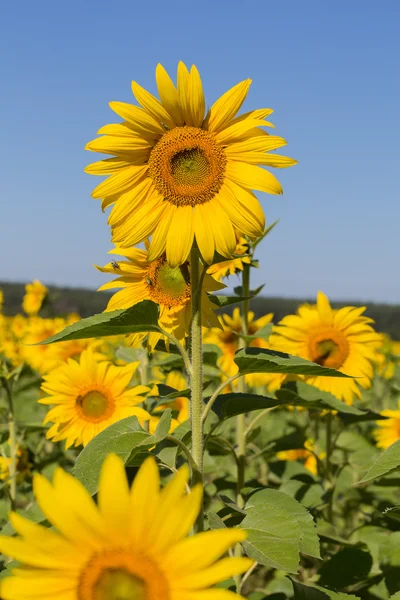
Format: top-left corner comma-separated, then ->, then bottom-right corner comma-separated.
85,61 -> 296,267
40,349 -> 150,448
269,292 -> 383,405
207,234 -> 251,281
97,245 -> 224,350
0,454 -> 252,600
204,307 -> 274,386
373,401 -> 400,449
22,280 -> 48,316
374,334 -> 400,380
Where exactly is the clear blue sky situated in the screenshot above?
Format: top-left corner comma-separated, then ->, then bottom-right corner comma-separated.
1,0 -> 399,303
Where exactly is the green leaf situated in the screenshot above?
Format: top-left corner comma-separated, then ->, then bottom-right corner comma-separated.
73,416 -> 167,495
208,392 -> 286,420
37,300 -> 160,344
233,284 -> 265,298
276,382 -> 365,415
251,220 -> 279,250
208,512 -> 227,530
390,592 -> 400,600
154,409 -> 172,438
291,580 -> 358,600
357,439 -> 400,485
245,489 -> 320,558
234,348 -> 351,377
241,488 -> 319,572
209,290 -> 261,308
318,547 -> 373,589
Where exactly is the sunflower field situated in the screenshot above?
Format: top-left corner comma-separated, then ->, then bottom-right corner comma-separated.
1,63 -> 400,600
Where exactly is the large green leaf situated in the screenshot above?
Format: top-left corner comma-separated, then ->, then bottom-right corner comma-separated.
37,300 -> 160,344
208,287 -> 263,308
357,440 -> 400,485
241,488 -> 319,572
234,348 -> 351,377
318,547 -> 373,589
276,382 -> 366,415
73,414 -> 170,494
208,392 -> 286,420
291,580 -> 358,600
245,489 -> 320,558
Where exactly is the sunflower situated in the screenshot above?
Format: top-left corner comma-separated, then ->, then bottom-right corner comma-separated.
374,334 -> 400,380
207,234 -> 251,281
0,454 -> 252,600
276,439 -> 325,475
269,292 -> 383,405
373,402 -> 400,449
85,62 -> 296,267
22,280 -> 48,316
204,307 -> 274,386
96,245 -> 224,350
0,289 -> 3,312
40,349 -> 150,448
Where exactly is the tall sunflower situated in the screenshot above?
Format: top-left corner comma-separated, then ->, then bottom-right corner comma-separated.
40,349 -> 150,448
0,455 -> 252,600
96,245 -> 224,350
85,62 -> 296,267
269,292 -> 383,405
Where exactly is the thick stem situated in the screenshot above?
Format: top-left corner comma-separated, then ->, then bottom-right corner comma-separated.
189,247 -> 204,483
326,412 -> 334,523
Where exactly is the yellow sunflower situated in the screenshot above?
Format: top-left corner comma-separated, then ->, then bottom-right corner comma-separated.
0,454 -> 252,600
97,245 -> 224,350
269,292 -> 383,405
40,349 -> 150,448
204,307 -> 274,386
207,234 -> 251,281
374,334 -> 400,380
0,289 -> 3,312
22,280 -> 48,316
373,401 -> 400,449
276,439 -> 325,475
85,61 -> 296,267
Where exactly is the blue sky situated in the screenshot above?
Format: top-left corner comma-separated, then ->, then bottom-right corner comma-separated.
1,0 -> 399,303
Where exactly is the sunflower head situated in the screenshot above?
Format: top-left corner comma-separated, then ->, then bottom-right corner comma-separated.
86,61 -> 296,267
269,291 -> 383,404
0,455 -> 252,600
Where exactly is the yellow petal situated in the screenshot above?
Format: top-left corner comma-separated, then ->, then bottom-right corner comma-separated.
205,79 -> 251,133
225,161 -> 283,195
108,178 -> 155,226
193,205 -> 215,264
131,80 -> 175,128
129,457 -> 160,546
112,198 -> 165,247
178,557 -> 253,589
156,63 -> 184,126
215,118 -> 274,145
189,65 -> 206,127
147,204 -> 175,262
177,61 -> 192,125
85,135 -> 151,156
84,157 -> 128,175
202,201 -> 236,257
98,454 -> 130,542
109,101 -> 165,135
91,165 -> 148,199
225,135 -> 288,156
223,179 -> 265,230
166,205 -> 195,266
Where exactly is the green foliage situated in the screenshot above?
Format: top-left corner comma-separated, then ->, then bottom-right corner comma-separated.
357,440 -> 400,484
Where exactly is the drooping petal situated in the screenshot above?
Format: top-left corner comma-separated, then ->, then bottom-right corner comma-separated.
131,80 -> 175,129
225,161 -> 283,195
205,79 -> 252,133
166,205 -> 195,266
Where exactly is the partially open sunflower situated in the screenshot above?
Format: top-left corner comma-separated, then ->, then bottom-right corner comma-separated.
86,62 -> 296,267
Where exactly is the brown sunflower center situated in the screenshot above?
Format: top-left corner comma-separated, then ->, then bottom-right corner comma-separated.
76,390 -> 115,422
148,126 -> 226,206
145,257 -> 191,307
78,550 -> 170,600
309,330 -> 349,369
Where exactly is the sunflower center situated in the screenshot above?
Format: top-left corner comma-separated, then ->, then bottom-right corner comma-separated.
145,258 -> 191,307
148,126 -> 226,207
78,550 -> 170,600
94,570 -> 146,600
76,390 -> 115,422
309,330 -> 349,369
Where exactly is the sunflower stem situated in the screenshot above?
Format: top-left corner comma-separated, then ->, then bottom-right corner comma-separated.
2,378 -> 17,508
189,246 -> 204,530
326,412 -> 334,523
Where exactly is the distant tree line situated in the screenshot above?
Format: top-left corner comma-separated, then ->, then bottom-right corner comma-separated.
1,281 -> 399,340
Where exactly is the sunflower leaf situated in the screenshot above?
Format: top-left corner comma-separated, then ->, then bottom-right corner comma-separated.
207,392 -> 286,420
276,381 -> 365,415
74,416 -> 167,495
356,439 -> 400,485
290,579 -> 358,600
36,300 -> 161,344
234,348 -> 352,377
209,293 -> 259,308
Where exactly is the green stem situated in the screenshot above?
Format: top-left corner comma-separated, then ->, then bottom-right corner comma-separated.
326,412 -> 334,523
189,247 -> 204,484
201,374 -> 241,423
3,380 -> 17,507
160,330 -> 192,379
